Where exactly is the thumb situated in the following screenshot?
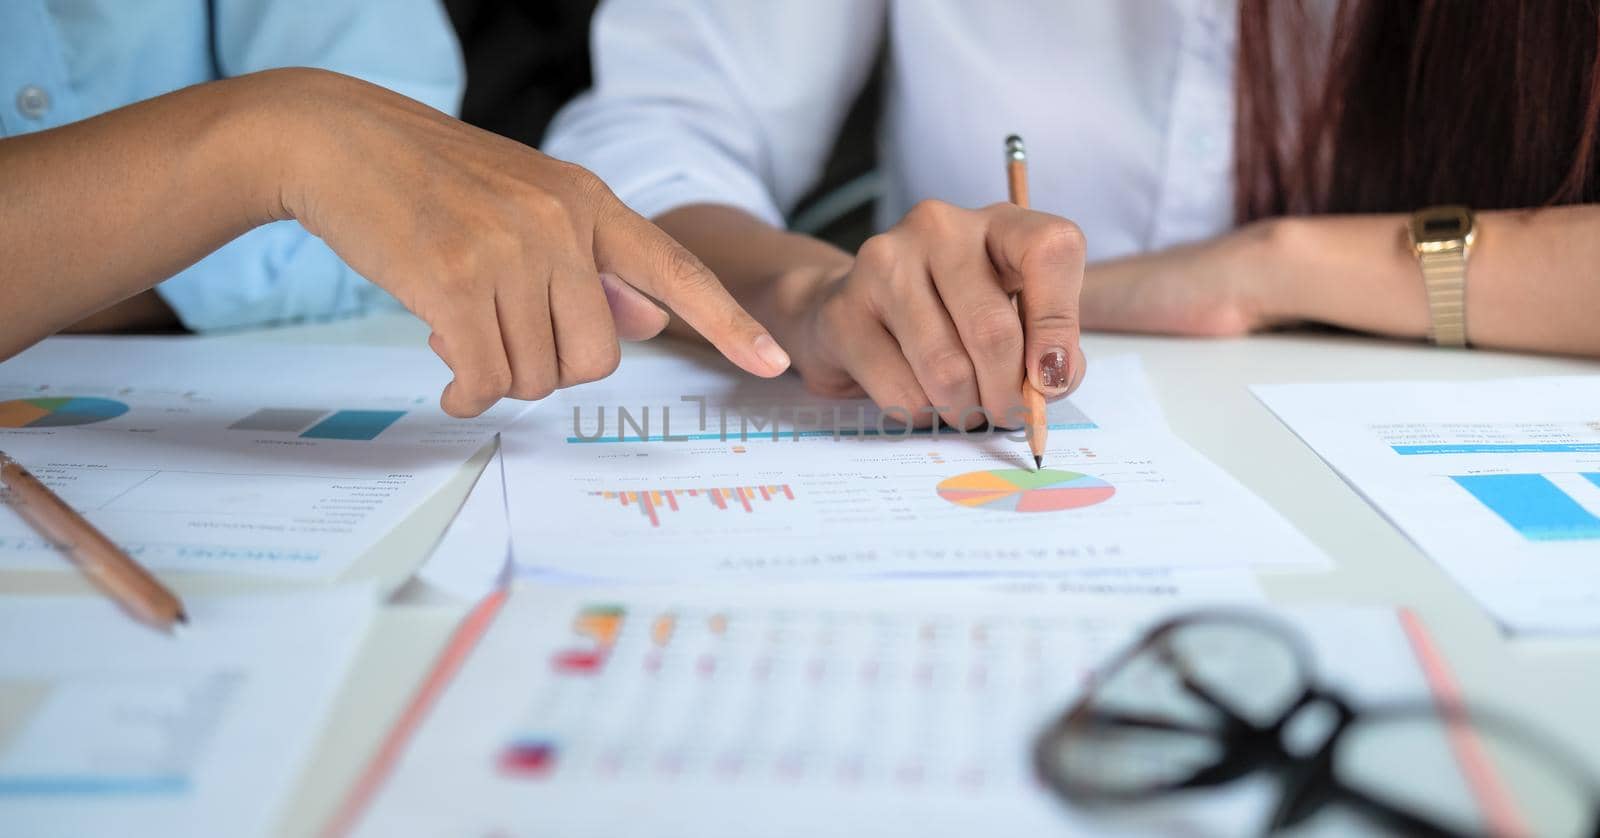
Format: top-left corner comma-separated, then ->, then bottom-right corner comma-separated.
989,209 -> 1087,398
593,203 -> 790,378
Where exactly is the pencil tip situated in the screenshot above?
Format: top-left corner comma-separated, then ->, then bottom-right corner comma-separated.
175,611 -> 189,625
1034,454 -> 1043,470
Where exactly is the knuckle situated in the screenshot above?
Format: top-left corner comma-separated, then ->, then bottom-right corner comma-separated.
921,350 -> 975,395
478,367 -> 515,401
905,198 -> 959,229
661,243 -> 717,292
519,187 -> 572,226
1032,218 -> 1088,266
854,234 -> 901,276
1029,309 -> 1081,336
508,374 -> 555,402
562,163 -> 612,205
434,241 -> 483,283
559,342 -> 622,387
968,308 -> 1025,357
553,158 -> 596,184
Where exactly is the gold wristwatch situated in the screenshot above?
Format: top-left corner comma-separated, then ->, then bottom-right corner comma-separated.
1408,205 -> 1476,347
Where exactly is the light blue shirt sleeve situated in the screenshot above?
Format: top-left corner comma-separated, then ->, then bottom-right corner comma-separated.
157,0 -> 466,331
0,0 -> 465,332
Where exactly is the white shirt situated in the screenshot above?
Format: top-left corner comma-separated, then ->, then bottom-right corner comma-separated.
544,0 -> 1241,261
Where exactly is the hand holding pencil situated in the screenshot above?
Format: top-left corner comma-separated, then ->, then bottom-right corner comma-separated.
772,145 -> 1087,441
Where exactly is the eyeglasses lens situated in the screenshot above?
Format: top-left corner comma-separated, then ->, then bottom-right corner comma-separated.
1041,617 -> 1306,799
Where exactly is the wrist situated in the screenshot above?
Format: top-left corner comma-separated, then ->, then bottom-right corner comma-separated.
1249,214 -> 1429,338
215,68 -> 355,227
173,72 -> 291,229
1231,216 -> 1315,326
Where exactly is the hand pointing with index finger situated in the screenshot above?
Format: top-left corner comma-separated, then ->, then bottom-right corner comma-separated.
270,71 -> 789,417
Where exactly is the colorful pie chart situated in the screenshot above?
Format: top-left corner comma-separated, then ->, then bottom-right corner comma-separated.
0,397 -> 130,428
936,468 -> 1115,513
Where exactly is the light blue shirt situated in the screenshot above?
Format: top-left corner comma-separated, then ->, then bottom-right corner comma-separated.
0,0 -> 465,331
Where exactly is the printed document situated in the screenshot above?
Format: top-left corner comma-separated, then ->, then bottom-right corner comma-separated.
354,585 -> 1437,837
1257,376 -> 1600,635
0,338 -> 522,579
0,587 -> 377,837
503,354 -> 1326,582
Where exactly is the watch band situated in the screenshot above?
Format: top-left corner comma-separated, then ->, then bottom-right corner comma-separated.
1419,248 -> 1468,347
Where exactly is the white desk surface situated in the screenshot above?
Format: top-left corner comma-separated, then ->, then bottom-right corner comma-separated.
21,313 -> 1600,836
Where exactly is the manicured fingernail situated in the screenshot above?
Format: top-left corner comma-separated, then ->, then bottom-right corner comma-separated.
753,333 -> 791,373
1037,348 -> 1069,389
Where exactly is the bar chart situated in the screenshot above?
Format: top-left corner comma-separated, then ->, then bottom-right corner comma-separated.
228,408 -> 407,441
1451,473 -> 1600,541
589,485 -> 796,528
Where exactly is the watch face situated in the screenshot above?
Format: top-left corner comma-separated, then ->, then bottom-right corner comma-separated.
1421,216 -> 1463,236
1411,205 -> 1475,245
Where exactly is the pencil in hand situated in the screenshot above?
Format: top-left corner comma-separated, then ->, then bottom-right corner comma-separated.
1006,135 -> 1049,470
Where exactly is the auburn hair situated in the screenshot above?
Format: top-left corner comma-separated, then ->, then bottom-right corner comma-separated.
1235,0 -> 1600,222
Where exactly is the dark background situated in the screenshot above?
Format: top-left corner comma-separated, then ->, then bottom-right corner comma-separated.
442,0 -> 880,249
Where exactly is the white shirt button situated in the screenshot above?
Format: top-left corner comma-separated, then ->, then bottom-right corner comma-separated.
16,85 -> 50,120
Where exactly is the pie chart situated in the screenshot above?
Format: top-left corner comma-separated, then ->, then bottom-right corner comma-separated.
936,468 -> 1115,513
0,397 -> 130,428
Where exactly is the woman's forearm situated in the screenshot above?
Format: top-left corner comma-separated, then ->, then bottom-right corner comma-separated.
653,204 -> 853,356
1272,205 -> 1600,356
0,73 -> 291,357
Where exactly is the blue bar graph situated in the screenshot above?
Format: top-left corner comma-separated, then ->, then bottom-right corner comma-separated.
299,410 -> 406,441
1451,474 -> 1600,541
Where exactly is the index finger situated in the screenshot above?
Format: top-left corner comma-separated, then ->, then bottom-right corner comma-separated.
592,203 -> 790,378
984,204 -> 1087,396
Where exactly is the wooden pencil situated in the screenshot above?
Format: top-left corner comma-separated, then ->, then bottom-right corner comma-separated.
0,450 -> 187,630
1006,135 -> 1048,469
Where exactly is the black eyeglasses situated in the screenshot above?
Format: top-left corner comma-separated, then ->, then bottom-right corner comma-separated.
1033,611 -> 1600,837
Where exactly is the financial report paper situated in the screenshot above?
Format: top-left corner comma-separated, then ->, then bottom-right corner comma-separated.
0,587 -> 377,838
0,338 -> 522,579
1256,376 -> 1600,635
354,586 -> 1439,837
503,354 -> 1326,581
